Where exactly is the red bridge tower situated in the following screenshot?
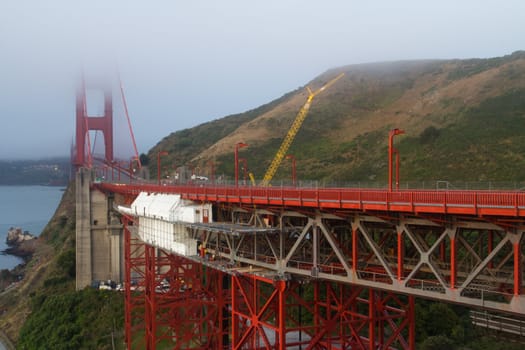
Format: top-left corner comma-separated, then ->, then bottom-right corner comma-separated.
74,82 -> 114,169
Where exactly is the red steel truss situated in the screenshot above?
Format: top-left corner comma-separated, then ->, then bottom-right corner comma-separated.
103,182 -> 525,348
123,216 -> 229,349
122,217 -> 415,349
231,274 -> 414,349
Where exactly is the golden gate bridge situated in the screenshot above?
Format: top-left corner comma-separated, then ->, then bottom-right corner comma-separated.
74,78 -> 525,350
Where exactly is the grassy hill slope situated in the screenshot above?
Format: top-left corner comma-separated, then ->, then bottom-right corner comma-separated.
148,51 -> 525,187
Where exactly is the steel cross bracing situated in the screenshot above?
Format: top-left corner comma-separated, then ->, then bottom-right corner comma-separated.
197,209 -> 524,313
122,220 -> 415,349
121,213 -> 415,349
101,182 -> 525,315
123,215 -> 230,349
99,182 -> 525,349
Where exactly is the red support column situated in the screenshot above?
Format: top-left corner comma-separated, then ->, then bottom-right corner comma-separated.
352,227 -> 358,272
369,289 -> 375,350
216,271 -> 228,349
488,230 -> 494,269
144,245 -> 156,350
123,217 -> 132,350
450,236 -> 457,289
409,296 -> 416,350
314,281 -> 320,340
377,291 -> 384,349
277,280 -> 286,350
440,241 -> 446,262
388,129 -> 404,192
231,276 -> 237,349
397,230 -> 404,281
514,241 -> 522,296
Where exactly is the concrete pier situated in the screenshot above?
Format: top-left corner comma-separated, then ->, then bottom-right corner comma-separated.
75,168 -> 123,290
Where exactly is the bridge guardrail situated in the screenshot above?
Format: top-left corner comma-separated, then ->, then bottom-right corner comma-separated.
97,181 -> 525,218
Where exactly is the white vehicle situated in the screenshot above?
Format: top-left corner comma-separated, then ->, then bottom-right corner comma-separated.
191,175 -> 209,181
99,281 -> 112,290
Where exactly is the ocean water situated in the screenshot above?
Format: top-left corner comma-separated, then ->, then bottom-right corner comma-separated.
0,186 -> 64,270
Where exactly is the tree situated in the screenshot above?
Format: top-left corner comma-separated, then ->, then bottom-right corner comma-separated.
420,335 -> 456,350
139,153 -> 149,166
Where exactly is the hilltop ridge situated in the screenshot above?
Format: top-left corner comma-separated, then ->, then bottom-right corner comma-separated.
151,51 -> 525,185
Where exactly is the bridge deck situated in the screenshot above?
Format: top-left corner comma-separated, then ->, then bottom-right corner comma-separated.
100,182 -> 525,218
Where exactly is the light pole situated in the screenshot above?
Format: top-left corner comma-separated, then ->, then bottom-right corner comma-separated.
235,142 -> 248,186
157,151 -> 168,185
286,154 -> 296,186
388,129 -> 405,191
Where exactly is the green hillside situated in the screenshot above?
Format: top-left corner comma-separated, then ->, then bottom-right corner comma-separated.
148,51 -> 525,188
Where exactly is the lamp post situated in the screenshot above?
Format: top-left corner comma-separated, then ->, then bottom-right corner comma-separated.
286,154 -> 296,186
235,142 -> 248,186
157,151 -> 168,185
388,129 -> 405,191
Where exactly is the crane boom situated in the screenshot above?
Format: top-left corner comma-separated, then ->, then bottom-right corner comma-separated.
260,72 -> 345,186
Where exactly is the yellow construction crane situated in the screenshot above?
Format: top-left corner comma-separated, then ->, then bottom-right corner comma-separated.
248,172 -> 256,186
260,72 -> 345,186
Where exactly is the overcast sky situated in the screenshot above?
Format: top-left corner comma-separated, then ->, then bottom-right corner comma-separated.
0,1 -> 523,159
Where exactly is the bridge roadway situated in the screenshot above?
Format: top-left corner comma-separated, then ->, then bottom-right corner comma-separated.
102,182 -> 525,217
99,182 -> 525,315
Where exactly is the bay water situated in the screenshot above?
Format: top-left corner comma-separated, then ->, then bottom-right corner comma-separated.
0,186 -> 65,270
0,185 -> 64,349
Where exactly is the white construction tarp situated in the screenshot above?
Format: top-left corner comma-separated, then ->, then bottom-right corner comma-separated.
118,192 -> 211,256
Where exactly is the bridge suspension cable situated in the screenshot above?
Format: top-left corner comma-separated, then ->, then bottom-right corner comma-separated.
118,72 -> 142,169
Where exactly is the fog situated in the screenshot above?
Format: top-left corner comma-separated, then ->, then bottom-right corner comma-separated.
0,0 -> 523,159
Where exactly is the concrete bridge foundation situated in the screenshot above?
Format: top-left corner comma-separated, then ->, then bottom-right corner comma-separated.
76,168 -> 123,290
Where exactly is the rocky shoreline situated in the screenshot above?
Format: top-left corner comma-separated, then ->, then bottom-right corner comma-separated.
4,227 -> 37,260
1,228 -> 37,291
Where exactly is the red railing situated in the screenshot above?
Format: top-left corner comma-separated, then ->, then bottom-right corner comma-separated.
97,182 -> 525,218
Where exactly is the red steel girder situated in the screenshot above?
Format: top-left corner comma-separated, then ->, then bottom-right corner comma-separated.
123,218 -> 229,349
230,275 -> 415,350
